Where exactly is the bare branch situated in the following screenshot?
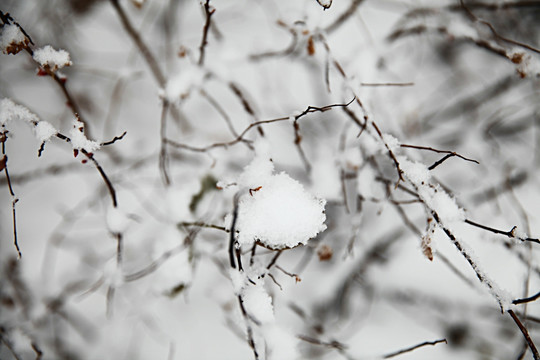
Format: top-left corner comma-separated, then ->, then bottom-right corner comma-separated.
509,309 -> 540,360
198,0 -> 215,66
166,99 -> 354,153
513,291 -> 540,305
400,143 -> 479,169
109,0 -> 166,87
465,219 -> 540,244
324,0 -> 365,33
101,131 -> 127,147
383,338 -> 447,359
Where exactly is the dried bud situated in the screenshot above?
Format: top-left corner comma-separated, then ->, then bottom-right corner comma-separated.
307,35 -> 315,56
317,244 -> 333,261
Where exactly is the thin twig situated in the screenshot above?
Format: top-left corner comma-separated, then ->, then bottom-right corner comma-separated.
372,122 -> 403,183
514,291 -> 540,305
109,0 -> 166,86
383,338 -> 447,358
229,196 -> 239,269
324,0 -> 365,33
1,133 -> 21,258
460,0 -> 540,55
166,99 -> 353,153
465,219 -> 540,244
159,101 -> 171,186
266,250 -> 283,269
361,82 -> 414,87
400,144 -> 479,170
179,221 -> 229,232
101,131 -> 127,146
297,335 -> 347,350
315,0 -> 333,10
198,0 -> 215,66
508,309 -> 540,360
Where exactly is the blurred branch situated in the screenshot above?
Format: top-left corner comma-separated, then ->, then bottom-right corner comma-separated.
324,0 -> 365,33
361,82 -> 414,87
109,0 -> 166,87
460,0 -> 540,55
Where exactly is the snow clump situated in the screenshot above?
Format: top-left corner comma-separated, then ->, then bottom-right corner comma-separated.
33,45 -> 72,70
69,118 -> 101,152
233,152 -> 326,249
33,121 -> 57,143
0,98 -> 39,125
0,24 -> 29,55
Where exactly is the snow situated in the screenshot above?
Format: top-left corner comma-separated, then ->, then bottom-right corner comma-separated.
103,258 -> 123,287
69,118 -> 101,152
165,180 -> 200,222
151,225 -> 193,294
163,65 -> 206,102
311,148 -> 341,199
234,156 -> 327,249
106,207 -> 130,234
0,24 -> 28,54
229,268 -> 247,295
241,283 -> 275,324
398,156 -> 431,186
0,98 -> 39,125
33,121 -> 57,142
263,324 -> 299,360
32,45 -> 72,70
382,133 -> 400,152
447,19 -> 478,39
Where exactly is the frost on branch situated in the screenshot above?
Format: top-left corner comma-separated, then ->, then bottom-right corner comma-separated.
242,282 -> 275,324
232,153 -> 327,249
32,45 -> 72,71
399,156 -> 464,227
106,206 -> 130,234
0,98 -> 39,125
69,117 -> 101,152
33,121 -> 57,143
239,281 -> 300,359
0,24 -> 29,55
